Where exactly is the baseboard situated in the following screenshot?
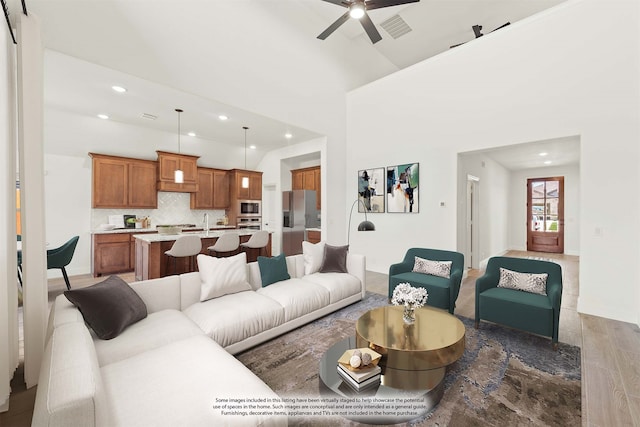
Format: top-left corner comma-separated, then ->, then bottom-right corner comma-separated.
577,296 -> 638,325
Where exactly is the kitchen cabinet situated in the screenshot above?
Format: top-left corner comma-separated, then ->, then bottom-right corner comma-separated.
156,151 -> 199,192
190,168 -> 230,209
92,231 -> 156,277
292,166 -> 321,210
307,229 -> 321,244
90,153 -> 157,209
231,169 -> 263,201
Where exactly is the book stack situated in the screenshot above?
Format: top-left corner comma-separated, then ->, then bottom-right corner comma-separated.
337,363 -> 381,392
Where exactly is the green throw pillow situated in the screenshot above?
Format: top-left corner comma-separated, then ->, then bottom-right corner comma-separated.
258,253 -> 291,287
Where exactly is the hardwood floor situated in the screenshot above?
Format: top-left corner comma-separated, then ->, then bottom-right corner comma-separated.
2,252 -> 639,426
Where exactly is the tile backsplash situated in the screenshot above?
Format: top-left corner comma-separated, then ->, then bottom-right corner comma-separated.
91,192 -> 227,230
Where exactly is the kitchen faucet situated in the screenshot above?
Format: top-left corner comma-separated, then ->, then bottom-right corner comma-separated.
203,213 -> 209,235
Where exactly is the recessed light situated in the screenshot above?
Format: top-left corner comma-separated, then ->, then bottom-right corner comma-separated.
97,114 -> 109,120
285,133 -> 293,139
111,85 -> 127,93
249,145 -> 257,150
544,160 -> 552,165
218,115 -> 228,121
539,152 -> 548,156
187,132 -> 196,137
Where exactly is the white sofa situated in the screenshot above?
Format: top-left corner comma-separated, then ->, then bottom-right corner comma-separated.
32,253 -> 366,427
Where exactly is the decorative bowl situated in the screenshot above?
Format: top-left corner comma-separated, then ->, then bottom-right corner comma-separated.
98,224 -> 116,231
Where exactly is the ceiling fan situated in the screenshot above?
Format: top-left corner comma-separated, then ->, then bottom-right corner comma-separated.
317,0 -> 420,44
450,22 -> 511,48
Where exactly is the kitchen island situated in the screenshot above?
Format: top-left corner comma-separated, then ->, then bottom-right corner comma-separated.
133,230 -> 271,281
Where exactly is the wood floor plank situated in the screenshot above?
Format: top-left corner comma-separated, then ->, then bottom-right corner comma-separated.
582,329 -> 618,369
584,362 -> 634,426
614,349 -> 640,397
627,394 -> 640,427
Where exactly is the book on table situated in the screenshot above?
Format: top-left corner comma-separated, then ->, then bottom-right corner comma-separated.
337,365 -> 381,391
337,363 -> 381,382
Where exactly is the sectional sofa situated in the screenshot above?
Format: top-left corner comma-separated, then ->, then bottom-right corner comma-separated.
32,251 -> 366,427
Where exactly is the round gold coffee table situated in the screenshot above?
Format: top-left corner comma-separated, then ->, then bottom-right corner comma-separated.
356,305 -> 465,391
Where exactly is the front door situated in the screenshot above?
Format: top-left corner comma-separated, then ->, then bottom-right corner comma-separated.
527,177 -> 564,253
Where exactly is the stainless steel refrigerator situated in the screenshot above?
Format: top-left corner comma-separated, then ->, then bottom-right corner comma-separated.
282,190 -> 319,255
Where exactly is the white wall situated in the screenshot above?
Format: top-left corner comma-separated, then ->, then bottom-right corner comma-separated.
347,0 -> 640,324
508,164 -> 580,255
0,18 -> 19,412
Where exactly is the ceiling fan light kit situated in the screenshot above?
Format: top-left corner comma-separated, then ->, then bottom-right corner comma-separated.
318,0 -> 420,44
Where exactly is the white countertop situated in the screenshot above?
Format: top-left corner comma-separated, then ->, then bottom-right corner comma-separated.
91,225 -> 236,235
306,228 -> 322,232
132,229 -> 269,243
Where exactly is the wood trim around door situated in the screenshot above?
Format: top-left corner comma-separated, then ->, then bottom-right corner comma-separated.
527,176 -> 564,253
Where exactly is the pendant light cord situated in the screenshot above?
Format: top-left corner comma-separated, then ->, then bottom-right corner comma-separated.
176,108 -> 183,154
243,126 -> 249,169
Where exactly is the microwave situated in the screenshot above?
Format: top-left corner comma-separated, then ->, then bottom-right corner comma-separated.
239,200 -> 261,216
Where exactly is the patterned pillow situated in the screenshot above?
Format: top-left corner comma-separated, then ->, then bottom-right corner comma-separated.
412,256 -> 452,279
497,267 -> 548,296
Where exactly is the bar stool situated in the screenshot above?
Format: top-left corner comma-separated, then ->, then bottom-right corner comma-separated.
240,230 -> 269,262
208,232 -> 240,258
165,235 -> 202,275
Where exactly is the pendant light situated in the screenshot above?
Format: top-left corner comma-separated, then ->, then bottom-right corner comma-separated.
174,108 -> 184,184
241,126 -> 249,189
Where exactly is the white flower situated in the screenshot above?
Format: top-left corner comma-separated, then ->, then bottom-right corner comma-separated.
391,283 -> 428,308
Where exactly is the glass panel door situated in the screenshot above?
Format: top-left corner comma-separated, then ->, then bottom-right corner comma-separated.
527,177 -> 564,253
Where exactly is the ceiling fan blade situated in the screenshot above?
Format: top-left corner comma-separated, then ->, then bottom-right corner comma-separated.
320,0 -> 351,7
317,11 -> 351,40
366,0 -> 420,11
491,22 -> 511,32
360,12 -> 382,44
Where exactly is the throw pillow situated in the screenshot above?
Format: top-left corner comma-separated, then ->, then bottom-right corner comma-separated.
302,241 -> 326,275
197,252 -> 252,302
257,253 -> 291,287
412,256 -> 452,279
319,244 -> 349,274
64,275 -> 147,340
497,267 -> 548,296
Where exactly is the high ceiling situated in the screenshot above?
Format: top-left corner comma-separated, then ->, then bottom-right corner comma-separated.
7,0 -> 566,154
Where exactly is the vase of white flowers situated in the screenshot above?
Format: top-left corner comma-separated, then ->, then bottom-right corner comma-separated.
391,283 -> 428,324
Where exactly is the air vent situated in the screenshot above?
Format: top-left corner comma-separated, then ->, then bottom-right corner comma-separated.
142,113 -> 158,120
380,14 -> 412,39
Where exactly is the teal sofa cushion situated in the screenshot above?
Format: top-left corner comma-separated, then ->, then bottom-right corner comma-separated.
257,254 -> 290,287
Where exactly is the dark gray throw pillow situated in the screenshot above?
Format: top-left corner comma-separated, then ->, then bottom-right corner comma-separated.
319,244 -> 349,273
64,275 -> 147,340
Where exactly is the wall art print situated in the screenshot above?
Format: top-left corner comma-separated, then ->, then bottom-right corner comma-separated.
387,163 -> 419,213
358,168 -> 385,213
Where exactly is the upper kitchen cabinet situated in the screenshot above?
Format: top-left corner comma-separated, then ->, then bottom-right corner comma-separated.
292,166 -> 321,210
230,169 -> 263,201
90,153 -> 157,209
190,168 -> 230,210
156,151 -> 199,192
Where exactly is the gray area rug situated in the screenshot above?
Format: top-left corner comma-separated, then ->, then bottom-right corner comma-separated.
236,293 -> 581,426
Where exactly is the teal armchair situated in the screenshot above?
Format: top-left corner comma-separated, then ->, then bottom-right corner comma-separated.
475,256 -> 562,349
47,236 -> 80,290
388,248 -> 464,314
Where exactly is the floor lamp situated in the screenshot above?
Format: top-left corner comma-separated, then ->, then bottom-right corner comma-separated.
348,199 -> 375,245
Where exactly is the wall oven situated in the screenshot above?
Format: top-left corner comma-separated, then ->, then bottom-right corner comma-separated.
237,217 -> 261,230
238,200 -> 261,217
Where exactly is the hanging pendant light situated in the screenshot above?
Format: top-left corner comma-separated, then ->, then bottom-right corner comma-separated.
174,108 -> 184,184
242,126 -> 249,189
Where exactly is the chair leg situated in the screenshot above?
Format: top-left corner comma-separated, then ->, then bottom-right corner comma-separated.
475,320 -> 479,329
552,342 -> 558,351
61,267 -> 71,291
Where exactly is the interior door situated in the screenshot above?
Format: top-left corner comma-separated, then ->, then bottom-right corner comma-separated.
527,177 -> 564,253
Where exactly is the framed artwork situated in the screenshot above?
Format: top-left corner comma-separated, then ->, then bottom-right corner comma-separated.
387,163 -> 419,213
358,168 -> 385,213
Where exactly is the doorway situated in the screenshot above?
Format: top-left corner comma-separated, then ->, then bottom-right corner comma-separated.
465,175 -> 480,269
527,177 -> 564,253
